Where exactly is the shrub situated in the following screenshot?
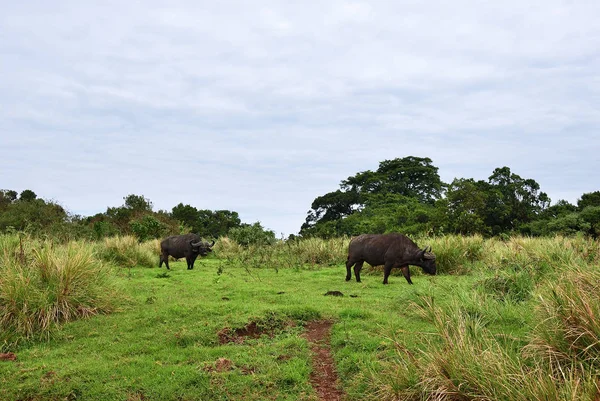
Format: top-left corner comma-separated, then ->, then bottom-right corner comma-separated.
227,222 -> 276,246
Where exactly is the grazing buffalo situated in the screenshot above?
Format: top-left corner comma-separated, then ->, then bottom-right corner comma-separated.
159,234 -> 215,270
346,233 -> 436,284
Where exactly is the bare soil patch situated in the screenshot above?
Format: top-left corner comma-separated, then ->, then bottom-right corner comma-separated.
217,319 -> 295,344
217,321 -> 265,344
0,352 -> 17,361
303,320 -> 344,401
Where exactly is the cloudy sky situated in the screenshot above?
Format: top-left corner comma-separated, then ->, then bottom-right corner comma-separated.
1,1 -> 599,236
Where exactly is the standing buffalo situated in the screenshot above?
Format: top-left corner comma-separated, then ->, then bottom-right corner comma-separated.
159,234 -> 215,270
346,233 -> 436,284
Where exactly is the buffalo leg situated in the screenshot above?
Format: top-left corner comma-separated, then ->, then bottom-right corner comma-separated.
345,259 -> 354,281
160,253 -> 170,270
401,266 -> 413,285
353,261 -> 364,283
188,255 -> 198,270
383,261 -> 395,284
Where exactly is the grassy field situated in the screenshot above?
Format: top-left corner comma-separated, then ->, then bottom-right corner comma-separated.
1,235 -> 599,400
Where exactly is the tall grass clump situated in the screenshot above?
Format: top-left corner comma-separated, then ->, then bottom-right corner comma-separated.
360,255 -> 600,401
529,265 -> 600,372
427,234 -> 485,274
0,235 -> 120,346
476,269 -> 536,303
96,236 -> 156,268
282,236 -> 350,267
362,295 -> 600,401
214,236 -> 350,270
482,236 -> 594,276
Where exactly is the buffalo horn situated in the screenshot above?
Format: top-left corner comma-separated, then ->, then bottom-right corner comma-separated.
191,240 -> 202,247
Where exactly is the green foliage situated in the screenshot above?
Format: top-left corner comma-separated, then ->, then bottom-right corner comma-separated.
302,156 -> 444,237
171,203 -> 242,238
122,194 -> 153,212
442,178 -> 491,235
578,190 -> 600,210
19,189 -> 38,202
0,195 -> 68,235
303,190 -> 361,228
130,215 -> 166,242
227,222 -> 276,246
341,156 -> 443,203
579,206 -> 600,237
301,158 -> 570,238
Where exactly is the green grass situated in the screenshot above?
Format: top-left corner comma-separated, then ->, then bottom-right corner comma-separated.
0,259 -> 479,400
1,234 -> 599,400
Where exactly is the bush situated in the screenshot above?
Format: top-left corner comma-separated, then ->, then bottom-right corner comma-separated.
227,222 -> 276,246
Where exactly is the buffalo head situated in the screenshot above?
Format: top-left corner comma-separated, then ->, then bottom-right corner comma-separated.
417,246 -> 436,275
190,239 -> 215,256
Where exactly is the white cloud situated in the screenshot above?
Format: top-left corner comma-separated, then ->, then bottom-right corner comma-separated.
1,0 -> 599,235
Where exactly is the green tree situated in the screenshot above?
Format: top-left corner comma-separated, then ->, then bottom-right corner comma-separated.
228,222 -> 276,246
0,190 -> 18,212
342,194 -> 438,236
19,189 -> 38,202
123,194 -> 153,213
0,198 -> 67,233
580,206 -> 600,238
443,178 -> 490,235
578,191 -> 600,210
487,167 -> 550,232
302,156 -> 444,236
198,210 -> 241,238
171,203 -> 200,230
130,215 -> 166,242
540,199 -> 578,219
302,190 -> 360,231
171,205 -> 241,238
341,156 -> 443,204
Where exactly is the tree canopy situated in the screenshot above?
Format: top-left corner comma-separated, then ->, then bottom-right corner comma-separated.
300,155 -> 593,238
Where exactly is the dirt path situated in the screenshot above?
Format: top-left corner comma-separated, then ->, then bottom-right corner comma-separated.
303,320 -> 344,401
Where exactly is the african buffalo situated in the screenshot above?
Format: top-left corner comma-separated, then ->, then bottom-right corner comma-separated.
346,233 -> 436,284
159,234 -> 215,270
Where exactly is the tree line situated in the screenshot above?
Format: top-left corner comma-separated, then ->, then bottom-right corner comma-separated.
0,191 -> 276,244
2,155 -> 599,242
299,156 -> 600,238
